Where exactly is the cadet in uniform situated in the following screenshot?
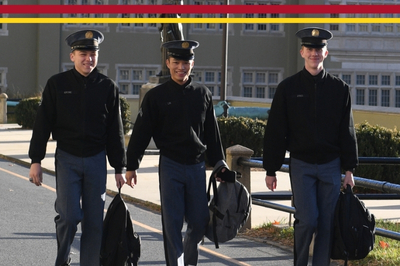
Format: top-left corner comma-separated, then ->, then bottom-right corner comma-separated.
125,40 -> 227,266
263,27 -> 358,266
29,30 -> 126,266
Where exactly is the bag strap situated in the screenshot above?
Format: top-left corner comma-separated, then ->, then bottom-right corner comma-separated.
343,184 -> 353,264
207,175 -> 220,248
236,182 -> 244,213
212,209 -> 219,249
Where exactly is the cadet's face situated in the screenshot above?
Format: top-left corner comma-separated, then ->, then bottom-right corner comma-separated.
300,46 -> 328,74
166,57 -> 194,85
70,50 -> 98,77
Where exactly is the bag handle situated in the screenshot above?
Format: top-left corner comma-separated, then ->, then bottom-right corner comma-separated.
206,174 -> 220,248
207,175 -> 218,205
345,184 -> 352,194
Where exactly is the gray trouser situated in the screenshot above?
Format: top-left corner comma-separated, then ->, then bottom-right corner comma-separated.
290,157 -> 341,266
54,148 -> 107,266
159,156 -> 210,266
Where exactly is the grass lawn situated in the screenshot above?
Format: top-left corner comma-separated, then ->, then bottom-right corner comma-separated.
241,219 -> 400,266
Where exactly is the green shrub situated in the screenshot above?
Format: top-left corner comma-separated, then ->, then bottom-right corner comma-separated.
216,118 -> 400,188
15,96 -> 132,134
15,97 -> 41,129
120,96 -> 131,135
217,116 -> 266,157
354,122 -> 400,187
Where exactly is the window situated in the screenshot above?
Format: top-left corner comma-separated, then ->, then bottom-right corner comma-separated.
256,87 -> 265,98
328,1 -> 400,34
243,87 -> 253,97
0,1 -> 9,36
371,14 -> 381,33
395,76 -> 400,107
381,89 -> 390,107
63,0 -> 108,29
241,69 -> 281,99
243,73 -> 253,83
256,73 -> 266,83
342,74 -> 351,85
346,13 -> 356,32
356,89 -> 365,105
396,90 -> 400,107
116,65 -> 159,95
189,0 -> 224,33
269,72 -> 278,84
192,68 -> 231,97
205,71 -> 220,96
268,87 -> 277,99
369,75 -> 377,86
258,13 -> 267,31
383,14 -> 394,33
329,12 -> 339,31
270,12 -> 280,31
368,89 -> 377,106
359,14 -> 368,32
117,0 -> 158,32
333,71 -> 400,109
356,75 -> 365,85
382,75 -> 391,86
242,1 -> 284,35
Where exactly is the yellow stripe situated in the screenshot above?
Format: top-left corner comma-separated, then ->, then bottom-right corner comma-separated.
130,219 -> 252,266
2,163 -> 250,265
0,166 -> 56,192
1,17 -> 400,23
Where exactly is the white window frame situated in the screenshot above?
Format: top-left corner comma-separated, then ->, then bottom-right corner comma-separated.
188,0 -> 227,35
381,89 -> 391,107
62,0 -> 110,31
327,0 -> 400,35
241,0 -> 285,37
240,68 -> 282,99
356,88 -> 365,106
116,0 -> 160,33
192,67 -> 232,99
395,89 -> 400,108
116,64 -> 160,96
330,71 -> 400,110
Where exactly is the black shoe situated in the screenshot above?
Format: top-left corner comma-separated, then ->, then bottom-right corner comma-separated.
61,257 -> 71,266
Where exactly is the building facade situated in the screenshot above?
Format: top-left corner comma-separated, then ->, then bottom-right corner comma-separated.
1,0 -> 399,129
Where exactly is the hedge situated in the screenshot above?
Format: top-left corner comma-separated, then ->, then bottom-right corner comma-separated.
354,122 -> 400,186
217,116 -> 266,157
217,117 -> 400,187
15,97 -> 41,129
15,96 -> 132,134
119,96 -> 132,135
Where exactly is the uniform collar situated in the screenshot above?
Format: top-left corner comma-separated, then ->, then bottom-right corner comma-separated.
72,67 -> 98,81
302,67 -> 326,82
168,76 -> 193,90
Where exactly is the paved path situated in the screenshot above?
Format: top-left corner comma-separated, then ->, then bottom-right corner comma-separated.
1,158 -> 298,265
0,123 -> 297,228
1,123 -> 399,226
0,123 -> 399,266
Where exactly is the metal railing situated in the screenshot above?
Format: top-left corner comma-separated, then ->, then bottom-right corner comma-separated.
237,156 -> 400,241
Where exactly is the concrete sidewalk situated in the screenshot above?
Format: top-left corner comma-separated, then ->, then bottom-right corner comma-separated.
1,123 -> 399,227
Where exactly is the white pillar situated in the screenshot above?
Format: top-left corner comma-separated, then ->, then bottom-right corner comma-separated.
0,93 -> 8,123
